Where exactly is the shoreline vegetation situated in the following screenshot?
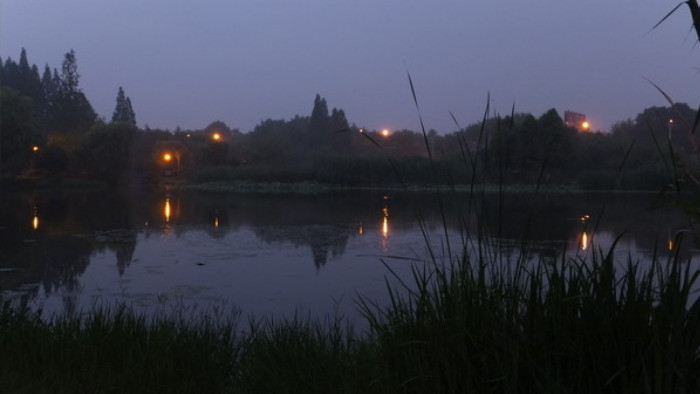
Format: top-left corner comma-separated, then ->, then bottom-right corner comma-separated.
0,175 -> 674,195
180,181 -> 669,194
3,48 -> 699,194
2,237 -> 699,392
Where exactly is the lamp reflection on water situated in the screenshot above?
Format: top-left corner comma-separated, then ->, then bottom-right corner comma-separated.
382,206 -> 389,238
580,231 -> 590,251
164,198 -> 171,222
32,207 -> 39,230
379,204 -> 391,252
578,213 -> 591,251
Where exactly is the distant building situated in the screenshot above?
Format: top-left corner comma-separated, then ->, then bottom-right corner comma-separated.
564,110 -> 590,131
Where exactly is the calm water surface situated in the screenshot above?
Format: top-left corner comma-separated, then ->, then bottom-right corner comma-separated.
0,188 -> 696,323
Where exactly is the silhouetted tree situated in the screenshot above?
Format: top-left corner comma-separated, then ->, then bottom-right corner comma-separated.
35,145 -> 69,175
39,65 -> 57,122
310,94 -> 329,132
203,120 -> 232,135
50,50 -> 96,136
0,87 -> 44,174
111,86 -> 136,126
537,108 -> 576,179
76,122 -> 136,184
1,49 -> 45,120
306,94 -> 333,156
329,108 -> 348,132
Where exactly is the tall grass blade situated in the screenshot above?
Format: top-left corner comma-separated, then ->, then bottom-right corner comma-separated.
687,0 -> 700,44
649,3 -> 686,33
644,78 -> 699,151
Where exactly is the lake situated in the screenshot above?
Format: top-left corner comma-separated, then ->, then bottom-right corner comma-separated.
0,187 -> 696,324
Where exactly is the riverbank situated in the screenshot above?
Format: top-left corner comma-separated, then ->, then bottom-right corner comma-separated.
2,246 -> 698,393
3,174 -> 670,195
0,176 -> 109,192
178,179 -> 667,194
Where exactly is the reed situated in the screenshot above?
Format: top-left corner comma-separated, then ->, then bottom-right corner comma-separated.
356,236 -> 700,393
0,303 -> 240,393
1,241 -> 698,393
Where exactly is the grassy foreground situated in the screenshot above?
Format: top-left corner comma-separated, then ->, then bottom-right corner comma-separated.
1,243 -> 699,393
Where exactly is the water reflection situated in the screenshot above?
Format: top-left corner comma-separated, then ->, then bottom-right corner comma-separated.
32,207 -> 39,231
254,225 -> 351,269
580,231 -> 590,251
164,198 -> 171,222
380,203 -> 391,252
1,190 -> 698,317
382,206 -> 390,238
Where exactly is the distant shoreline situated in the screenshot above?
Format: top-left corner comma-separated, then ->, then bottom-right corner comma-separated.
1,175 -> 672,194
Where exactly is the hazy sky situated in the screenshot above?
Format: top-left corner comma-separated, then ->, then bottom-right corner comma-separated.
2,1 -> 699,133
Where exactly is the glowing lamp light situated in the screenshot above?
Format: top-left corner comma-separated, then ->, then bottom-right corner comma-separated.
581,121 -> 590,131
381,129 -> 390,137
163,153 -> 172,162
32,206 -> 39,230
164,198 -> 171,222
581,232 -> 589,251
212,133 -> 222,141
381,206 -> 390,238
32,146 -> 40,152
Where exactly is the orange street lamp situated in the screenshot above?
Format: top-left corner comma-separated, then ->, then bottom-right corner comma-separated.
32,146 -> 40,152
212,132 -> 222,141
581,121 -> 590,131
381,128 -> 390,137
162,152 -> 181,171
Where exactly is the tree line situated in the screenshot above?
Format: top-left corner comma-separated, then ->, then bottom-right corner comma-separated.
1,48 -> 696,190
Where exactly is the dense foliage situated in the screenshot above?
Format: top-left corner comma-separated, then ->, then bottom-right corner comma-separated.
1,48 -> 697,190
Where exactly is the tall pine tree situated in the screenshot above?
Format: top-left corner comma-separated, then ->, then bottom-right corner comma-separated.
50,50 -> 96,135
111,86 -> 136,126
309,94 -> 329,135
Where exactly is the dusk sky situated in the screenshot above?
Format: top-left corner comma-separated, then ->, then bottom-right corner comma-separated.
2,1 -> 698,133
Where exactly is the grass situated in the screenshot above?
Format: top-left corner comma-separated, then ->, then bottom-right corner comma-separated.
1,236 -> 699,393
357,239 -> 700,393
0,303 -> 240,393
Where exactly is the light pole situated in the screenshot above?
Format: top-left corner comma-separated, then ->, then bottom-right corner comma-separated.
163,152 -> 181,172
668,119 -> 674,141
